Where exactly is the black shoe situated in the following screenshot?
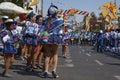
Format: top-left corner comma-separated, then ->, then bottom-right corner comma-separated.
52,71 -> 59,78
25,67 -> 34,72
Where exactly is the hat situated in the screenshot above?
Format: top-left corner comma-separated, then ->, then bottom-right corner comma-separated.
47,4 -> 58,17
2,16 -> 9,19
2,16 -> 9,22
5,19 -> 17,26
26,11 -> 35,19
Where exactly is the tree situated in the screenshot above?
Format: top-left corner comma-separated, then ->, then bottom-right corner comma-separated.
98,13 -> 105,30
0,0 -> 23,7
90,12 -> 97,32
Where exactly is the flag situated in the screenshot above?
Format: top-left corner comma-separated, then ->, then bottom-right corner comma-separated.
108,23 -> 113,31
58,9 -> 88,16
78,11 -> 88,16
63,14 -> 67,23
74,10 -> 80,14
82,11 -> 88,15
108,14 -> 114,19
58,10 -> 64,15
67,9 -> 76,14
85,16 -> 90,31
101,10 -> 108,18
28,0 -> 38,7
99,1 -> 118,19
99,2 -> 111,10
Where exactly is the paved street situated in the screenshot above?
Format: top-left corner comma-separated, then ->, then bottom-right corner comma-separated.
0,45 -> 120,80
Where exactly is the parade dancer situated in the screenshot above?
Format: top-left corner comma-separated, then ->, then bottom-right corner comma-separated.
41,4 -> 63,78
1,19 -> 19,78
31,14 -> 44,69
24,12 -> 39,71
61,25 -> 70,58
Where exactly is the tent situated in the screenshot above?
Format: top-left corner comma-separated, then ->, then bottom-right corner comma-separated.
0,2 -> 28,14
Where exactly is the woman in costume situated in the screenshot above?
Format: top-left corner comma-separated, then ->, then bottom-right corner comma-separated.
31,14 -> 44,69
24,12 -> 39,71
1,19 -> 19,78
42,4 -> 63,78
61,25 -> 70,58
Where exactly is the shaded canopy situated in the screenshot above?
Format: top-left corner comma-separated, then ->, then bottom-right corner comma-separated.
0,2 -> 28,14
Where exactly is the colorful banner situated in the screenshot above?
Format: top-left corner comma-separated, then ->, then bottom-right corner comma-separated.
99,1 -> 118,19
108,23 -> 113,31
58,9 -> 89,16
28,0 -> 38,7
85,16 -> 90,31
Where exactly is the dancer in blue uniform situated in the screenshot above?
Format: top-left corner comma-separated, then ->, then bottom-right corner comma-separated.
1,19 -> 19,78
32,14 -> 45,69
42,4 -> 63,78
24,12 -> 39,71
61,25 -> 70,58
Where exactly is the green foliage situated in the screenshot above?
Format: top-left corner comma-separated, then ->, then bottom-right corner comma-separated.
90,12 -> 97,19
0,0 -> 23,7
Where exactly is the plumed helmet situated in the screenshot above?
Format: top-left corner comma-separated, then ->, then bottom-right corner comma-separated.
47,4 -> 58,17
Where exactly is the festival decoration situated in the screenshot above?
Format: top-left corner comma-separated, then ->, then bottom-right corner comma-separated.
99,1 -> 118,31
0,2 -> 28,14
28,0 -> 38,7
58,9 -> 89,16
85,16 -> 90,31
58,9 -> 89,31
108,22 -> 113,31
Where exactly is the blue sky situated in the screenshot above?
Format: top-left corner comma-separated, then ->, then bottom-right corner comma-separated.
43,0 -> 120,22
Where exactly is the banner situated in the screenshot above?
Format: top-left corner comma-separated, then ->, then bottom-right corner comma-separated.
28,0 -> 38,7
85,16 -> 90,31
58,9 -> 89,16
99,1 -> 118,19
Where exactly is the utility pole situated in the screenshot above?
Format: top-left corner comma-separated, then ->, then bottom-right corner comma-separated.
41,0 -> 43,16
114,0 -> 116,5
